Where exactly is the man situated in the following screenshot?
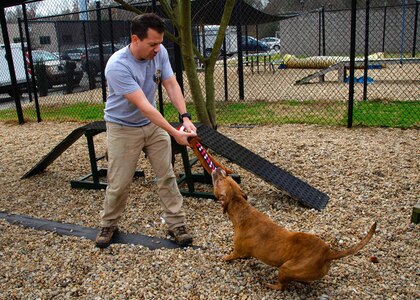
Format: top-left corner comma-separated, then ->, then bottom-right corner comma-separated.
95,13 -> 197,248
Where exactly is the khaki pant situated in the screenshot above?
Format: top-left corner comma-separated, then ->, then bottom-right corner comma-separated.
101,121 -> 185,230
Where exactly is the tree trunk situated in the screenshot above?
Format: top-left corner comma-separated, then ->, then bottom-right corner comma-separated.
199,0 -> 236,129
178,0 -> 212,127
204,65 -> 217,128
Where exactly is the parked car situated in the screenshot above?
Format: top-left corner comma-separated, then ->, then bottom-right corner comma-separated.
241,36 -> 269,52
32,50 -> 83,87
61,47 -> 85,61
260,37 -> 281,51
81,44 -> 123,75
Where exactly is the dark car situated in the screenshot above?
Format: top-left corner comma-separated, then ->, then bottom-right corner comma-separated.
32,50 -> 83,87
241,36 -> 269,52
81,44 -> 123,75
61,48 -> 85,61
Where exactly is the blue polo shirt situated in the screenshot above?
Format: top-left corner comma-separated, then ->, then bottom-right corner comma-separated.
104,44 -> 173,126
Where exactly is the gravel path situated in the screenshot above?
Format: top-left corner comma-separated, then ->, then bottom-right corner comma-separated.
0,121 -> 419,299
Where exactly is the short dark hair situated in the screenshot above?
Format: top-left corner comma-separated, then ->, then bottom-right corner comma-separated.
131,13 -> 165,40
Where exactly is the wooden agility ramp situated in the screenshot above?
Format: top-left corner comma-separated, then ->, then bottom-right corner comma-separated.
22,121 -> 329,210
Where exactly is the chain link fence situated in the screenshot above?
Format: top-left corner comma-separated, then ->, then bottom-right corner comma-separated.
0,0 -> 418,128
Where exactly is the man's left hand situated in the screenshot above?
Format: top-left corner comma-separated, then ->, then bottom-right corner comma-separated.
182,119 -> 197,134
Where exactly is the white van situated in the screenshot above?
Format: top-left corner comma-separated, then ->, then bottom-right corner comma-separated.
0,43 -> 84,96
198,25 -> 238,57
0,43 -> 29,96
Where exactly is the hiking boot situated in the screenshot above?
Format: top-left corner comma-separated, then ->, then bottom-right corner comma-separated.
168,226 -> 193,246
95,226 -> 118,248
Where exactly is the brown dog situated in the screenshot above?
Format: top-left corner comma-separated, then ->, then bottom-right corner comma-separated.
211,168 -> 376,290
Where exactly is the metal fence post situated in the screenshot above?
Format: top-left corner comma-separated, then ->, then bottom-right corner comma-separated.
347,0 -> 357,128
82,21 -> 95,90
150,0 -> 164,115
96,1 -> 107,103
319,8 -> 322,56
17,18 -> 33,104
413,0 -> 419,57
320,6 -> 326,82
108,7 -> 115,53
382,4 -> 387,53
223,36 -> 228,102
173,31 -> 184,94
236,1 -> 244,101
363,0 -> 370,101
0,7 -> 24,124
22,4 -> 40,121
151,0 -> 164,116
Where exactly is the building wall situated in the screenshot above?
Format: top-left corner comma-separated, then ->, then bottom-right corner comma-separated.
0,22 -> 58,52
277,5 -> 418,57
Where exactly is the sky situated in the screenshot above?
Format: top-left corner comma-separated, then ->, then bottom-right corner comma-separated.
5,0 -> 75,17
36,0 -> 76,16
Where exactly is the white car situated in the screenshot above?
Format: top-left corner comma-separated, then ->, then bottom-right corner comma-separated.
260,37 -> 281,51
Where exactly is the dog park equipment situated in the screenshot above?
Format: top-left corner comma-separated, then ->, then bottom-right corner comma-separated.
279,52 -> 386,84
279,53 -> 420,85
294,57 -> 420,85
21,121 -> 144,189
196,125 -> 329,210
0,212 -> 196,249
22,121 -> 329,210
283,52 -> 386,69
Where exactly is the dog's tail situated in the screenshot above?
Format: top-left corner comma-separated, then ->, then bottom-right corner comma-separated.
328,222 -> 377,261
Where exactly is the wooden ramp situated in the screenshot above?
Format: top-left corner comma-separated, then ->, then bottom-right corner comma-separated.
21,121 -> 106,179
196,124 -> 329,210
22,121 -> 329,210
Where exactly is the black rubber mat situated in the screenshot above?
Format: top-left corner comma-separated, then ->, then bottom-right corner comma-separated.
0,212 -> 195,250
196,124 -> 329,210
21,121 -> 106,179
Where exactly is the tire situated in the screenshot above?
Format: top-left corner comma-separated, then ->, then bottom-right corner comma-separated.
74,74 -> 83,86
204,48 -> 212,57
273,45 -> 280,51
91,65 -> 99,76
7,90 -> 23,98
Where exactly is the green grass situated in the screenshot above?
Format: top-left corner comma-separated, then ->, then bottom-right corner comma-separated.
0,102 -> 106,122
0,99 -> 418,128
352,100 -> 420,128
41,102 -> 106,121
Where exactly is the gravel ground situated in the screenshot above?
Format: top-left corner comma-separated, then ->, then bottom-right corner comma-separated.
0,121 -> 419,299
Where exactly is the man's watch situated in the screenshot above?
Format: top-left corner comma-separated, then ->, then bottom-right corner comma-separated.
179,112 -> 192,122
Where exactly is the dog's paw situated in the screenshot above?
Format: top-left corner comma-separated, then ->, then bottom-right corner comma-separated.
222,253 -> 240,261
264,282 -> 287,291
222,254 -> 232,261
